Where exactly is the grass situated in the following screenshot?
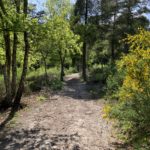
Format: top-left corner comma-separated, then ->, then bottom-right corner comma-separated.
26,67 -> 63,92
0,66 -> 77,97
65,67 -> 78,75
27,67 -> 60,79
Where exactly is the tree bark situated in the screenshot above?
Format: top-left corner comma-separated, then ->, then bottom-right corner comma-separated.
82,42 -> 87,81
82,0 -> 88,81
13,0 -> 29,110
44,58 -> 48,84
3,65 -> 7,93
111,6 -> 117,62
11,0 -> 20,99
111,39 -> 115,61
3,30 -> 12,106
11,33 -> 17,98
58,51 -> 65,81
0,0 -> 12,107
124,0 -> 133,53
60,60 -> 65,81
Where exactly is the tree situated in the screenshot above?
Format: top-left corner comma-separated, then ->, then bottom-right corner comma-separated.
0,0 -> 12,107
49,16 -> 81,81
0,0 -> 34,109
74,0 -> 92,81
13,0 -> 30,110
35,0 -> 82,81
12,0 -> 21,99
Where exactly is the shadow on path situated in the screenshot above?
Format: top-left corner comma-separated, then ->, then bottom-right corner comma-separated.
61,73 -> 103,101
0,128 -> 81,150
0,109 -> 16,131
0,73 -> 129,150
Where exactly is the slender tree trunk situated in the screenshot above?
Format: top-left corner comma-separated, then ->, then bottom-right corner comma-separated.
111,39 -> 115,61
0,0 -> 12,107
13,32 -> 29,110
13,0 -> 29,110
3,65 -> 7,93
44,59 -> 48,84
82,0 -> 88,81
110,0 -> 119,62
60,60 -> 65,81
72,57 -> 76,67
82,42 -> 87,81
11,33 -> 17,98
59,51 -> 65,81
111,11 -> 116,62
40,51 -> 48,84
124,0 -> 133,53
11,0 -> 20,99
3,31 -> 12,106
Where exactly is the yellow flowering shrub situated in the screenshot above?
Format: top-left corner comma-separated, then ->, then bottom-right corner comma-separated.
108,29 -> 150,146
117,29 -> 150,101
117,49 -> 150,101
102,105 -> 112,119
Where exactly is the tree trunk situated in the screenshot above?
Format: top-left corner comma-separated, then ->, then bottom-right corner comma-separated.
82,0 -> 88,81
3,65 -> 7,93
13,32 -> 29,110
82,42 -> 87,81
11,0 -> 20,99
40,51 -> 48,85
58,50 -> 65,81
124,1 -> 133,53
0,1 -> 12,107
72,57 -> 76,67
11,33 -> 17,98
60,59 -> 65,81
44,59 -> 48,84
13,0 -> 29,110
111,39 -> 115,61
111,13 -> 116,62
3,31 -> 12,107
111,0 -> 118,62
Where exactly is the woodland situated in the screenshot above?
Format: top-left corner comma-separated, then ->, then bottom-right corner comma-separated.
0,0 -> 150,149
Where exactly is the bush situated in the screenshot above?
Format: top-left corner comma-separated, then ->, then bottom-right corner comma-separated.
106,66 -> 125,100
29,79 -> 43,92
106,29 -> 150,148
89,63 -> 114,83
49,79 -> 63,91
106,68 -> 124,99
27,67 -> 63,92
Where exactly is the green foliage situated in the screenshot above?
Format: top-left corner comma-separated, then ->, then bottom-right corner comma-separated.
65,67 -> 78,75
106,68 -> 124,99
49,79 -> 63,91
89,63 -> 114,84
27,67 -> 62,92
106,29 -> 150,147
29,79 -> 43,92
0,47 -> 5,65
47,15 -> 82,57
33,4 -> 82,81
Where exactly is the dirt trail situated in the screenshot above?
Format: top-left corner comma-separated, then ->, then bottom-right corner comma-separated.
0,73 -> 121,150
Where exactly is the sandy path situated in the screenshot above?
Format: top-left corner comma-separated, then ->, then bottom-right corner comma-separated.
0,73 -> 121,150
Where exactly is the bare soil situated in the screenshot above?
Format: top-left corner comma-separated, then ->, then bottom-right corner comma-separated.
0,73 -> 126,150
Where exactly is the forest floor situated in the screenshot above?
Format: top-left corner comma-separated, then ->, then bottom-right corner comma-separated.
0,73 -> 128,150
